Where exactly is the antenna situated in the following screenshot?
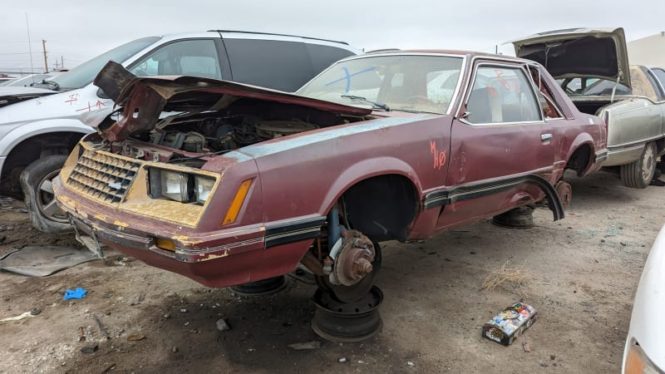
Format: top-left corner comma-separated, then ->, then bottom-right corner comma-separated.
25,13 -> 34,74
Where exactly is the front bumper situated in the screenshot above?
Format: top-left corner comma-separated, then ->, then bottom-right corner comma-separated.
54,176 -> 315,288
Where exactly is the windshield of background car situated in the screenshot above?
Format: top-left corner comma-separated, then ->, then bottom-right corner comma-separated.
50,36 -> 160,90
297,55 -> 464,114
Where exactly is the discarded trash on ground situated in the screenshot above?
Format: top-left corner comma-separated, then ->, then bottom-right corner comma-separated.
0,311 -> 36,323
63,287 -> 88,300
287,341 -> 321,350
127,333 -> 146,342
0,246 -> 98,277
482,302 -> 537,346
216,318 -> 231,332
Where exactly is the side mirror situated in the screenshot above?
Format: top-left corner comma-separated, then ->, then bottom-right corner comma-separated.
96,87 -> 109,99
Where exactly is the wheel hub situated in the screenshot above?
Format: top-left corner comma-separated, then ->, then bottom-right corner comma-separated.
642,146 -> 656,181
36,170 -> 68,223
332,230 -> 375,286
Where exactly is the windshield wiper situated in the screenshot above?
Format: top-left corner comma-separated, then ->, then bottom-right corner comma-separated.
37,79 -> 60,91
341,94 -> 390,111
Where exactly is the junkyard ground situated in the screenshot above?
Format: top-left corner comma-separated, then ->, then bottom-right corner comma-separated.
1,172 -> 663,373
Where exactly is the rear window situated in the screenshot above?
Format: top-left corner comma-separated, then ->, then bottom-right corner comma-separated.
223,38 -> 314,92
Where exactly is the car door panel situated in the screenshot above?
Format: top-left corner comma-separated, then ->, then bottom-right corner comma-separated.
435,62 -> 554,230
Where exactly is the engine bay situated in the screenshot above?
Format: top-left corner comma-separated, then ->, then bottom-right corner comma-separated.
91,98 -> 371,166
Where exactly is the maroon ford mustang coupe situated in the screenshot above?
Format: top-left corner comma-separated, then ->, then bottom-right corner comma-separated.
53,51 -> 607,302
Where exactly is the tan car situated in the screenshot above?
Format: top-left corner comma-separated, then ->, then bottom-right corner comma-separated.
514,28 -> 665,188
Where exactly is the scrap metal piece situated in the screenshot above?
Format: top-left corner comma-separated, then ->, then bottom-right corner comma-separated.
311,286 -> 383,343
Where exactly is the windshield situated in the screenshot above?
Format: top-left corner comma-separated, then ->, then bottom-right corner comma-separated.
50,36 -> 160,91
297,55 -> 464,114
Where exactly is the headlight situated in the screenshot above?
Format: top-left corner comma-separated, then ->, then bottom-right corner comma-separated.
625,340 -> 663,374
149,168 -> 215,204
194,176 -> 215,204
160,170 -> 191,202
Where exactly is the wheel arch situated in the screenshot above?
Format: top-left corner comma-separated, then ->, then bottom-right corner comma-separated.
0,120 -> 92,197
319,157 -> 422,242
565,134 -> 596,177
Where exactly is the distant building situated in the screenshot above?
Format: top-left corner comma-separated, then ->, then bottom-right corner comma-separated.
628,32 -> 665,67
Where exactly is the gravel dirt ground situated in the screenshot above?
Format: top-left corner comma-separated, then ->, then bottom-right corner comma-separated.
0,172 -> 663,374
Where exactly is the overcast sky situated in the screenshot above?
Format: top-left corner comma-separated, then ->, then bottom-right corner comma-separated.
1,0 -> 663,74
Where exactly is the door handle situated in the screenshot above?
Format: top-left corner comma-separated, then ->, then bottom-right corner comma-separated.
541,133 -> 553,143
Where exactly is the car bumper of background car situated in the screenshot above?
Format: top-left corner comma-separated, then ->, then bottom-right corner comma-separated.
601,144 -> 644,167
53,176 -> 314,288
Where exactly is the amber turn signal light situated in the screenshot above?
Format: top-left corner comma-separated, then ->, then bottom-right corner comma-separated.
155,238 -> 177,251
223,179 -> 253,225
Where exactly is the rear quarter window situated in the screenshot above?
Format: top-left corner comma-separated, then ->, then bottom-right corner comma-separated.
223,38 -> 315,92
305,44 -> 355,76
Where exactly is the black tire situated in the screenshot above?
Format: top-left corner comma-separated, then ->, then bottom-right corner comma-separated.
19,155 -> 71,233
620,143 -> 657,189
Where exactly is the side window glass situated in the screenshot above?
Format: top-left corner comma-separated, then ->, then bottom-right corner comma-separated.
129,40 -> 222,80
223,39 -> 313,92
466,66 -> 542,124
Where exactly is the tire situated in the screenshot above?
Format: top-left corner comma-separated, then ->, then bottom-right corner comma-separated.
620,142 -> 657,189
19,155 -> 71,233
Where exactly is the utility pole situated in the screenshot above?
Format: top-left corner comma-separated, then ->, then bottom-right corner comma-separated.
42,39 -> 48,73
61,56 -> 64,70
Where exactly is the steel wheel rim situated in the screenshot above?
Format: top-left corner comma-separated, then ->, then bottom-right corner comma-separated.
36,169 -> 68,223
642,146 -> 656,182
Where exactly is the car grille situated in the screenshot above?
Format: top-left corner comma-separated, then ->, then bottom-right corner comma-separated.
66,150 -> 141,203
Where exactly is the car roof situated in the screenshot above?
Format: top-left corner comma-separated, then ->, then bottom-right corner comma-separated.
154,30 -> 358,53
345,49 -> 535,64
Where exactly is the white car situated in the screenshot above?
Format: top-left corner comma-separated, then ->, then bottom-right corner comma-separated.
623,224 -> 665,373
0,30 -> 358,232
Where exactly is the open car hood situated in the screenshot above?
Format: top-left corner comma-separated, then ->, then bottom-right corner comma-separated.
93,61 -> 372,142
512,27 -> 631,88
0,86 -> 57,108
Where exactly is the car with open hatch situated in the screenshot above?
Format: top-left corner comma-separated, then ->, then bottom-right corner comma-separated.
52,50 -> 607,303
514,28 -> 665,188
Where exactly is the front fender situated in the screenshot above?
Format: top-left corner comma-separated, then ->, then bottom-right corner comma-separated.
0,118 -> 93,157
318,156 -> 423,215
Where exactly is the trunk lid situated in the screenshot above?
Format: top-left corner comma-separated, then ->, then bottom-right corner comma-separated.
512,27 -> 631,88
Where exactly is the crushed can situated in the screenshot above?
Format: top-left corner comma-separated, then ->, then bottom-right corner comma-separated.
482,302 -> 537,346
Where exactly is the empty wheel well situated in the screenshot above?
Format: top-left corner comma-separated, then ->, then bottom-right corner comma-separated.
566,144 -> 592,176
341,174 -> 418,242
0,132 -> 84,198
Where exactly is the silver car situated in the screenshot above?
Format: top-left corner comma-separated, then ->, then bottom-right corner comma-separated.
514,28 -> 665,188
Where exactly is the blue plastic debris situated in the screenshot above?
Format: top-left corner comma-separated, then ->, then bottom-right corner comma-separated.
63,287 -> 87,300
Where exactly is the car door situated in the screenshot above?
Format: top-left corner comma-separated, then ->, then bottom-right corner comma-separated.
435,60 -> 554,229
